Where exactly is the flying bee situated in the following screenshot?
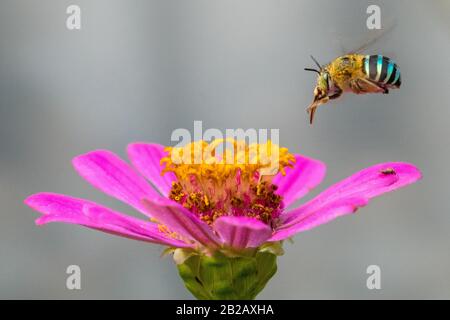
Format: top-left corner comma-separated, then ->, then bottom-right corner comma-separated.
305,54 -> 401,124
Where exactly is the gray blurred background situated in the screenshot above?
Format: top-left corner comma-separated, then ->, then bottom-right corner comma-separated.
1,0 -> 449,299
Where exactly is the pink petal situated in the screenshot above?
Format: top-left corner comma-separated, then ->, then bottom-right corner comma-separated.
127,143 -> 176,197
72,150 -> 162,217
25,193 -> 191,248
213,216 -> 272,249
142,198 -> 221,249
270,197 -> 369,241
271,162 -> 421,241
273,154 -> 326,208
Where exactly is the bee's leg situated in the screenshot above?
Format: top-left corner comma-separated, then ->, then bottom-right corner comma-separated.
364,78 -> 389,94
307,105 -> 317,125
328,86 -> 343,100
349,80 -> 363,94
351,78 -> 385,94
306,103 -> 318,125
306,97 -> 328,125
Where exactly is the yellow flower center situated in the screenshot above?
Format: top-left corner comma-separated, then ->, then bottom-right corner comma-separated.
160,139 -> 295,226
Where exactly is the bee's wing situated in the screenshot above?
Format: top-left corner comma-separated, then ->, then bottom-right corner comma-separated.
345,21 -> 397,54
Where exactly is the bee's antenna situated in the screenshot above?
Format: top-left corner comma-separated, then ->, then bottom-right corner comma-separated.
310,55 -> 322,70
304,68 -> 320,74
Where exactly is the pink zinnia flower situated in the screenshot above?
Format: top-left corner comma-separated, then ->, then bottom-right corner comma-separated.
24,139 -> 421,299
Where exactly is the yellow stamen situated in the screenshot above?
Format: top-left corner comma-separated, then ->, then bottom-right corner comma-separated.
161,139 -> 294,183
161,139 -> 296,225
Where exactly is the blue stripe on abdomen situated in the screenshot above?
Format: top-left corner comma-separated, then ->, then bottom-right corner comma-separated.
392,68 -> 401,86
364,55 -> 370,75
383,62 -> 395,84
375,55 -> 383,81
364,55 -> 401,87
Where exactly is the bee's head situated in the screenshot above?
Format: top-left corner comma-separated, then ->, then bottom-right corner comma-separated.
314,72 -> 329,101
305,55 -> 329,102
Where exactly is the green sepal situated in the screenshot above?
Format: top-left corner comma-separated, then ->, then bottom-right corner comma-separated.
176,248 -> 279,300
160,247 -> 176,258
259,241 -> 285,256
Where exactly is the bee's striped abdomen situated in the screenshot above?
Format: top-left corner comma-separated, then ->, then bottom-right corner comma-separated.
363,55 -> 401,88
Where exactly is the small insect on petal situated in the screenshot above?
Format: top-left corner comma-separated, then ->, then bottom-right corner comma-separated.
380,168 -> 396,175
